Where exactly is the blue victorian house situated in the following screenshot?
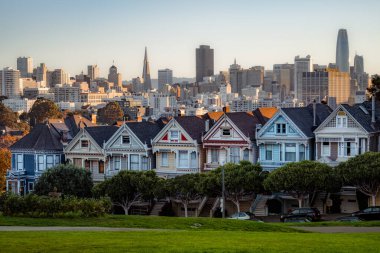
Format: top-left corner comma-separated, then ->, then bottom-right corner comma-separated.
6,124 -> 65,195
256,103 -> 332,171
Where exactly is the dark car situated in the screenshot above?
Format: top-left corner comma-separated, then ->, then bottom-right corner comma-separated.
336,216 -> 364,222
280,208 -> 321,222
351,206 -> 380,221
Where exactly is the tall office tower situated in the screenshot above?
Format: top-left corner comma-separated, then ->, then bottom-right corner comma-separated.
273,63 -> 294,95
354,55 -> 364,74
229,59 -> 242,93
87,65 -> 99,80
17,57 -> 33,78
36,63 -> 47,83
328,70 -> 351,107
158,68 -> 173,92
243,66 -> 264,88
0,67 -> 21,98
142,47 -> 152,91
47,69 -> 68,87
353,54 -> 368,91
294,55 -> 313,101
336,29 -> 349,72
196,45 -> 214,82
108,64 -> 122,89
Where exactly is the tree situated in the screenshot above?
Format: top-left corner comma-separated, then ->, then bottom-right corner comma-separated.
336,152 -> 380,206
0,148 -> 11,191
367,75 -> 380,101
94,170 -> 159,215
28,98 -> 62,124
34,164 -> 93,198
97,102 -> 123,125
0,103 -> 19,129
167,173 -> 204,217
264,160 -> 333,208
203,161 -> 266,213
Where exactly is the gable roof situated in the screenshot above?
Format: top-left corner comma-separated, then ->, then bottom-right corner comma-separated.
85,125 -> 119,147
204,111 -> 224,122
49,115 -> 96,141
341,103 -> 380,132
126,121 -> 164,146
282,103 -> 332,137
254,107 -> 278,125
225,112 -> 256,138
175,116 -> 207,143
10,124 -> 63,151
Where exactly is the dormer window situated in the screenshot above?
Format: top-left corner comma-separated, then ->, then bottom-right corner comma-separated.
81,140 -> 89,148
170,130 -> 179,142
276,123 -> 286,134
336,111 -> 347,128
122,135 -> 130,144
222,128 -> 231,136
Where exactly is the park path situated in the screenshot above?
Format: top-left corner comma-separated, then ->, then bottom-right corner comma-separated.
0,226 -> 166,232
295,226 -> 380,233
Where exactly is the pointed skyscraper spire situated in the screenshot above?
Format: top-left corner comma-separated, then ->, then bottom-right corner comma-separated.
142,46 -> 152,91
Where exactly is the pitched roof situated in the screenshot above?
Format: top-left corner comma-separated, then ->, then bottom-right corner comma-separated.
49,115 -> 95,141
282,103 -> 332,137
341,102 -> 380,132
175,116 -> 207,143
225,112 -> 256,138
85,125 -> 119,147
254,107 -> 278,124
204,111 -> 224,122
126,121 -> 163,146
10,124 -> 63,151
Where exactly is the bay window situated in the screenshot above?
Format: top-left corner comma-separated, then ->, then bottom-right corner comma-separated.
178,151 -> 188,168
161,152 -> 168,166
299,144 -> 305,161
285,143 -> 296,162
230,147 -> 240,163
211,149 -> 218,163
265,145 -> 273,161
130,154 -> 139,170
190,151 -> 197,168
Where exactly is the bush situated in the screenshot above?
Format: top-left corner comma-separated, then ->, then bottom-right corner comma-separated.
0,193 -> 111,217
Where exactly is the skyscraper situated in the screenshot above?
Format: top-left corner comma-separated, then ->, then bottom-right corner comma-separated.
36,63 -> 47,83
196,45 -> 214,82
336,29 -> 349,73
142,47 -> 152,91
158,69 -> 173,92
294,55 -> 313,100
17,57 -> 33,78
88,65 -> 99,80
0,67 -> 21,98
354,55 -> 364,74
108,64 -> 122,89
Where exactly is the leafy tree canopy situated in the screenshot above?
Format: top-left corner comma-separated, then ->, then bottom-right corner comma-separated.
28,98 -> 62,124
0,148 -> 11,191
97,102 -> 123,125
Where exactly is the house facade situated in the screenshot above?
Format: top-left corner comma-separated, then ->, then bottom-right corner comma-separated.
314,102 -> 380,167
64,126 -> 119,183
104,121 -> 163,177
152,116 -> 207,177
257,104 -> 332,171
6,124 -> 64,194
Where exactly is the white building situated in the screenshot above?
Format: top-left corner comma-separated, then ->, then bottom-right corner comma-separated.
3,98 -> 36,114
0,67 -> 21,99
158,69 -> 173,92
294,55 -> 313,100
17,57 -> 33,78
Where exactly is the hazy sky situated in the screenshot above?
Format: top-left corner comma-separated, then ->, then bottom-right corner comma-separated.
1,0 -> 379,79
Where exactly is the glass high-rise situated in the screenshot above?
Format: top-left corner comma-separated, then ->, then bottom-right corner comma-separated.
336,29 -> 349,73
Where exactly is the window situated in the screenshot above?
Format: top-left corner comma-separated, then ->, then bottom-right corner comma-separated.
243,149 -> 249,161
141,156 -> 149,170
276,123 -> 286,134
222,128 -> 231,136
85,160 -> 90,170
81,140 -> 89,148
170,130 -> 179,142
190,151 -> 197,168
344,142 -> 353,156
130,155 -> 139,170
336,116 -> 347,128
55,155 -> 60,165
299,144 -> 305,161
17,154 -> 23,171
178,151 -> 188,168
211,149 -> 219,163
122,135 -> 130,144
265,145 -> 273,161
161,152 -> 168,166
322,142 -> 330,156
73,158 -> 82,168
28,182 -> 34,192
114,156 -> 121,170
285,143 -> 296,162
46,155 -> 54,169
230,147 -> 240,163
99,161 -> 104,174
38,155 -> 44,171
358,138 -> 366,155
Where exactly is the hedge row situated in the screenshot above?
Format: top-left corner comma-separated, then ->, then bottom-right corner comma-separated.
0,193 -> 111,218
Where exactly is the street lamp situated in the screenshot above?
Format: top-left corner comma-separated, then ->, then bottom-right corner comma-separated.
221,165 -> 225,218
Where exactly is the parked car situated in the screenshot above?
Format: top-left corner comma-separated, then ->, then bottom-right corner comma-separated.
228,212 -> 263,222
280,208 -> 321,222
336,216 -> 364,222
283,217 -> 311,223
351,206 -> 380,221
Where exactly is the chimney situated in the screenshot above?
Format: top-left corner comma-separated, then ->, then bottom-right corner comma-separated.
313,99 -> 317,127
205,119 -> 210,132
372,94 -> 376,124
91,114 -> 97,124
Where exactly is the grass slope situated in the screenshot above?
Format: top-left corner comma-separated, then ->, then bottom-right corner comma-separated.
0,230 -> 379,253
0,215 -> 297,232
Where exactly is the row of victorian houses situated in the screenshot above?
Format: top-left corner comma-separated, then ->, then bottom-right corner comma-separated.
6,100 -> 380,215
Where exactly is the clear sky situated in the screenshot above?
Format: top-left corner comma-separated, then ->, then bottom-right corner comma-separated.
0,0 -> 379,79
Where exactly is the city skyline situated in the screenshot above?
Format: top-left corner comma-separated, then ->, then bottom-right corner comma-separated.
1,0 -> 379,79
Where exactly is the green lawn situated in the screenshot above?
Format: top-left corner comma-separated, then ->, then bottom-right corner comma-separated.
283,220 -> 380,227
0,215 -> 297,232
0,230 -> 379,253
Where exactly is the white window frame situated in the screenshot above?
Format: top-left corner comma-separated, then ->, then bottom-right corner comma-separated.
38,155 -> 45,171
221,128 -> 231,137
114,156 -> 121,170
81,140 -> 89,148
46,155 -> 54,169
170,130 -> 179,142
130,154 -> 139,170
285,143 -> 296,162
55,155 -> 60,165
243,149 -> 249,161
190,151 -> 197,168
265,145 -> 273,161
178,150 -> 189,168
122,135 -> 130,144
336,116 -> 347,128
211,149 -> 219,163
276,123 -> 286,134
299,144 -> 306,161
230,147 -> 240,163
141,156 -> 149,170
17,154 -> 23,171
161,152 -> 169,167
321,142 -> 330,157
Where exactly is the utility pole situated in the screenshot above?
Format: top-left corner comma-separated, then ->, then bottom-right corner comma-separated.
222,166 -> 225,218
